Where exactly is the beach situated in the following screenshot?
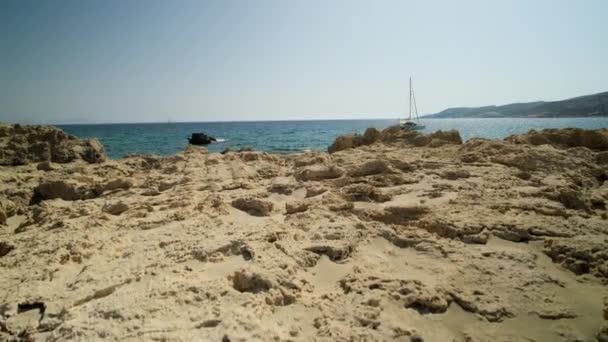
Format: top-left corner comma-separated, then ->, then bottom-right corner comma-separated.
1,123 -> 608,341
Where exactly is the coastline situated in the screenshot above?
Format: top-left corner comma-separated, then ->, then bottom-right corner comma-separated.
1,123 -> 608,341
54,117 -> 608,159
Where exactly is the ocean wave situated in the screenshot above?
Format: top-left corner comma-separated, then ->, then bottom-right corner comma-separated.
214,138 -> 226,143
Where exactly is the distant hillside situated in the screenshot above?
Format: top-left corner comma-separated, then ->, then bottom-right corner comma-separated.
427,91 -> 608,118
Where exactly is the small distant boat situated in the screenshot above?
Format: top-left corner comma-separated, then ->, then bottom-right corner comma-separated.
400,77 -> 425,130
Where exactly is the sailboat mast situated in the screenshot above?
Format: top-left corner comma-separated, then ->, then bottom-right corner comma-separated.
410,78 -> 420,122
409,77 -> 412,121
413,88 -> 419,121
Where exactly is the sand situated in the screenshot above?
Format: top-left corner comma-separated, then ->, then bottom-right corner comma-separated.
1,124 -> 607,341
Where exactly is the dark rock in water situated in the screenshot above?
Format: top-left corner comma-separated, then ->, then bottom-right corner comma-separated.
189,133 -> 216,145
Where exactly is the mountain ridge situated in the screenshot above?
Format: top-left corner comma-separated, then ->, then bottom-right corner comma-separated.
426,91 -> 608,118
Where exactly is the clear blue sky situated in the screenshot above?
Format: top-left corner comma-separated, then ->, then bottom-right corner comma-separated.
1,0 -> 606,124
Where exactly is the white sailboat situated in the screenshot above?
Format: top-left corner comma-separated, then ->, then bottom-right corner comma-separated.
399,77 -> 425,130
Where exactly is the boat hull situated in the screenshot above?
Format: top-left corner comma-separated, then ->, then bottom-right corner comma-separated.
413,125 -> 425,130
400,124 -> 425,131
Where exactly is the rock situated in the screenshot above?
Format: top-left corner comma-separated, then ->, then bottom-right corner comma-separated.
305,244 -> 354,262
349,159 -> 393,177
596,151 -> 608,165
268,177 -> 296,195
384,206 -> 429,223
231,197 -> 273,216
32,180 -> 95,203
558,189 -> 589,211
410,335 -> 424,342
441,169 -> 470,180
183,145 -> 208,155
197,319 -> 222,328
363,127 -> 381,142
38,317 -> 62,332
329,126 -> 462,153
295,165 -> 344,181
141,189 -> 161,196
566,259 -> 590,275
305,185 -> 328,198
231,270 -> 275,293
382,128 -> 462,147
427,130 -> 463,145
31,205 -> 49,224
207,241 -> 255,261
506,128 -> 608,151
29,142 -> 51,161
99,178 -> 134,193
0,241 -> 15,257
221,147 -> 253,155
285,201 -> 309,214
3,124 -> 608,340
158,181 -> 176,192
103,201 -> 129,215
328,127 -> 400,153
450,291 -> 514,322
238,151 -> 280,163
81,138 -> 107,163
328,134 -> 366,153
5,309 -> 40,335
354,205 -> 429,225
0,198 -> 17,218
515,171 -> 532,180
36,161 -> 56,171
543,237 -> 608,277
458,138 -> 581,172
416,218 -> 486,243
411,135 -> 430,146
51,144 -> 79,163
188,132 -> 216,145
0,124 -> 10,137
529,308 -> 578,320
340,274 -> 450,314
328,200 -> 354,212
341,184 -> 391,202
0,124 -> 107,165
292,152 -> 331,167
268,183 -> 294,195
0,209 -> 6,225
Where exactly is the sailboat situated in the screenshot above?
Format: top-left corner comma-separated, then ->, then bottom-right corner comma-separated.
399,77 -> 425,130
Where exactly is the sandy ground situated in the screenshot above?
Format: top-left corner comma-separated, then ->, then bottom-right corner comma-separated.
1,125 -> 608,341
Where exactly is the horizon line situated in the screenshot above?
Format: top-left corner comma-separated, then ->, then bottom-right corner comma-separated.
52,117 -> 404,126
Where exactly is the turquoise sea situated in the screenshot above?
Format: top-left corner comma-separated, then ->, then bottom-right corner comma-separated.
58,118 -> 608,159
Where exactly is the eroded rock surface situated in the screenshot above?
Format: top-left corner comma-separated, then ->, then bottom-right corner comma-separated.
0,125 -> 607,341
328,125 -> 462,153
506,128 -> 608,151
0,124 -> 106,166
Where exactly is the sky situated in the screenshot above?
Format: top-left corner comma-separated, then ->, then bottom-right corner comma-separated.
1,0 -> 607,124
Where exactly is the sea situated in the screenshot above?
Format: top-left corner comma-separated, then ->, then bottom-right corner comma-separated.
58,118 -> 608,159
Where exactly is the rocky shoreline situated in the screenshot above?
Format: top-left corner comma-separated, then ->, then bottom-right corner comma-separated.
1,124 -> 607,341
